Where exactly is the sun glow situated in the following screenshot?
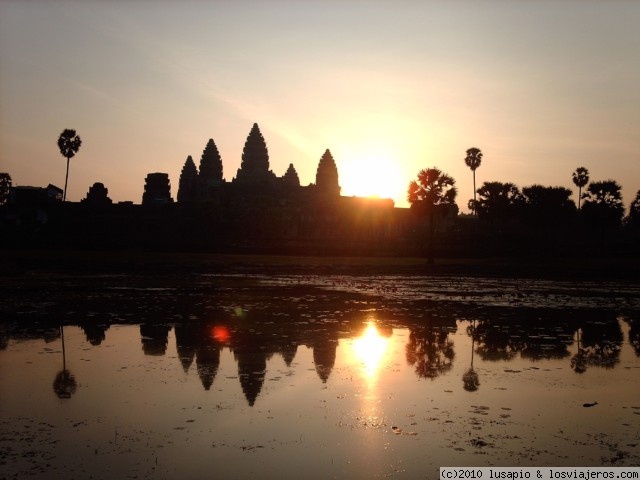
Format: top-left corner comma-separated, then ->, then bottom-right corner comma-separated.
339,150 -> 405,203
352,322 -> 389,383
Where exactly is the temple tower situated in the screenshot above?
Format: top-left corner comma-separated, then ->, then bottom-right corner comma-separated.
315,149 -> 340,197
177,155 -> 198,203
234,123 -> 276,185
282,163 -> 300,188
199,139 -> 223,188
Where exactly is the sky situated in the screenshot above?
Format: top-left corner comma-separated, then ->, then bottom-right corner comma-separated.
0,0 -> 638,211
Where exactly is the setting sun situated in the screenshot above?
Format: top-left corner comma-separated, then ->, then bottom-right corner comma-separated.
339,150 -> 405,202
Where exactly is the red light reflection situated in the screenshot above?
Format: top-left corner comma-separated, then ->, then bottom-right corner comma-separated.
211,325 -> 230,343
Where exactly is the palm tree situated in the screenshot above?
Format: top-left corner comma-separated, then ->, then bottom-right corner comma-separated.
408,167 -> 457,264
57,129 -> 82,201
474,181 -> 521,224
572,167 -> 589,209
464,147 -> 483,213
581,180 -> 624,232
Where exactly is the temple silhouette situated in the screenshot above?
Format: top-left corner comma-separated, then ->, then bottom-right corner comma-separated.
4,122 -> 638,258
153,122 -> 418,254
3,123 -> 431,255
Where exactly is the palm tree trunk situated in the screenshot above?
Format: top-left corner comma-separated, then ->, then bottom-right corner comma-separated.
473,170 -> 477,214
63,156 -> 70,202
578,186 -> 581,209
60,325 -> 66,370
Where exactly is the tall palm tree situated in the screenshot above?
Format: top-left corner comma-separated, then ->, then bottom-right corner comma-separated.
57,129 -> 82,202
408,167 -> 457,264
572,167 -> 589,209
464,147 -> 483,213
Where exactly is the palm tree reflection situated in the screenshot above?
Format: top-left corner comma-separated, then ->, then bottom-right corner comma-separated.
53,325 -> 77,399
626,316 -> 640,357
570,327 -> 587,373
571,318 -> 623,372
462,319 -> 480,392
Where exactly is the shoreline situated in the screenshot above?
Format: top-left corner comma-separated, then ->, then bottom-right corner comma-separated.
2,249 -> 639,281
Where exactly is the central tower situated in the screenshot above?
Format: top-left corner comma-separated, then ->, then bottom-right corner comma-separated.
234,123 -> 276,185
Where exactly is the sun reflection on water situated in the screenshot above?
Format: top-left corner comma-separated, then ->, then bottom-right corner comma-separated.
352,322 -> 390,385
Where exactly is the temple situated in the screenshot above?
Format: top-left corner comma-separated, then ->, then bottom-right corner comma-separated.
176,123 -> 342,202
165,122 -> 420,254
3,123 -> 452,255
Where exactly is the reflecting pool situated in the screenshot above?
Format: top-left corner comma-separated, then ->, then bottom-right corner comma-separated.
1,274 -> 639,479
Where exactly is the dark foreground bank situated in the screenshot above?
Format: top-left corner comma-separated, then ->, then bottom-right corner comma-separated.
2,249 -> 639,281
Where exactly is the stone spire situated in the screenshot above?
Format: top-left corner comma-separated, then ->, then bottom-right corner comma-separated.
177,155 -> 198,203
282,163 -> 300,187
315,149 -> 340,196
199,139 -> 223,187
235,123 -> 274,184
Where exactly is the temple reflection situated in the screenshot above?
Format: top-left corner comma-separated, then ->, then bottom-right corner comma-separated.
233,329 -> 268,406
2,307 -> 637,407
197,332 -> 221,391
140,323 -> 171,356
175,322 -> 199,373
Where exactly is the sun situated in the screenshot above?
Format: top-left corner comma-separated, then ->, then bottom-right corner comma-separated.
352,322 -> 389,383
339,150 -> 405,202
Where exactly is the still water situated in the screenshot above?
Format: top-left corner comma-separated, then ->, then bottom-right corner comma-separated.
1,274 -> 639,479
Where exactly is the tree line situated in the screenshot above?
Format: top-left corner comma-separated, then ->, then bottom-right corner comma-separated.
1,131 -> 639,261
408,148 -> 640,262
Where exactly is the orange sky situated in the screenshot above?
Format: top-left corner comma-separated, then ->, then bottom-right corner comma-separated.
1,1 -> 638,210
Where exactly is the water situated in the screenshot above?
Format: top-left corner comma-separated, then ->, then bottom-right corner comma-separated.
1,274 -> 639,479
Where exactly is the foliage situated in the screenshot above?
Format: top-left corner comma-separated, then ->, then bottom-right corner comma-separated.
53,369 -> 77,399
0,172 -> 11,205
408,167 -> 457,264
627,190 -> 640,228
406,327 -> 455,379
474,181 -> 521,224
57,128 -> 82,202
581,180 -> 624,230
57,129 -> 82,160
572,167 -> 589,209
521,185 -> 576,227
407,167 -> 457,213
464,147 -> 483,213
464,147 -> 483,172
